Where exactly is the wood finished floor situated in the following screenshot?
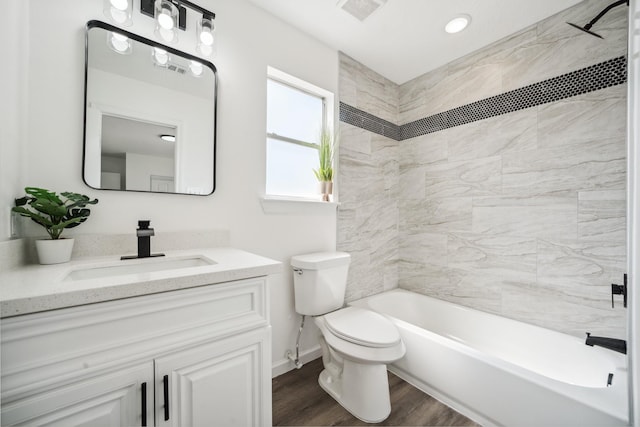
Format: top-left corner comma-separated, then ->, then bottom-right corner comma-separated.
272,358 -> 480,427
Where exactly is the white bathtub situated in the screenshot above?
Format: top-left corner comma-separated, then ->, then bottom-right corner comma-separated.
350,289 -> 629,427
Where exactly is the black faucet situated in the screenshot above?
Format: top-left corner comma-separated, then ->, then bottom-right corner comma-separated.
121,220 -> 165,260
585,332 -> 627,354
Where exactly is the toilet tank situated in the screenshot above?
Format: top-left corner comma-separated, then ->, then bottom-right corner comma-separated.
291,252 -> 351,316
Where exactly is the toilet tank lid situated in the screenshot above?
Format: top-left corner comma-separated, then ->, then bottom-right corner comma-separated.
291,252 -> 351,270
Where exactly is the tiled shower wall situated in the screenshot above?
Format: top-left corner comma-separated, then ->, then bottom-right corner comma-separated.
337,54 -> 400,302
338,0 -> 628,338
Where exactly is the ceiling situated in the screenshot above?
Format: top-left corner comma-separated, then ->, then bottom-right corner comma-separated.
102,115 -> 175,158
246,0 -> 584,84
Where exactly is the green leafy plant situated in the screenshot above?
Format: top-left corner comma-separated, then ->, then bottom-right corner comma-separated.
313,129 -> 336,182
12,187 -> 99,240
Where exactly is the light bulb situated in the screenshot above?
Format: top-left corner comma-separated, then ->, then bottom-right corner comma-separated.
190,61 -> 203,76
109,32 -> 131,54
153,48 -> 169,65
104,0 -> 132,26
158,6 -> 175,29
110,8 -> 127,23
197,17 -> 215,56
109,0 -> 128,11
200,29 -> 214,46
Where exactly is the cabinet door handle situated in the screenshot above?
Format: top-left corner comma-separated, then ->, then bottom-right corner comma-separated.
163,374 -> 170,421
141,382 -> 147,426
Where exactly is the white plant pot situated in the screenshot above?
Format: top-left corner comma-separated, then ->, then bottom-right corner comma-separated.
35,238 -> 75,265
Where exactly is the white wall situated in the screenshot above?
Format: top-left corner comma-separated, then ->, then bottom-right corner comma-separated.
6,0 -> 338,375
0,0 -> 29,240
125,152 -> 174,192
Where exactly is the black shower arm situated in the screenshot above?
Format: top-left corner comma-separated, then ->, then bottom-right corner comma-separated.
584,0 -> 628,30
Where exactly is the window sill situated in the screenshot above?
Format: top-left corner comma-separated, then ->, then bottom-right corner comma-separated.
260,195 -> 340,215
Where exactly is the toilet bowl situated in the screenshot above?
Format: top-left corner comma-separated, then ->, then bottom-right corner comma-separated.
315,307 -> 406,422
290,252 -> 405,423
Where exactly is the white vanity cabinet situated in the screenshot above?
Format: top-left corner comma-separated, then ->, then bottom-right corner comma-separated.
1,277 -> 272,427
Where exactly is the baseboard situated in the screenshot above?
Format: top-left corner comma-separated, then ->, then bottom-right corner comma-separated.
272,345 -> 322,378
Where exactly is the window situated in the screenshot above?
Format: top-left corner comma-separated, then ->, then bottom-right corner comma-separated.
266,67 -> 334,199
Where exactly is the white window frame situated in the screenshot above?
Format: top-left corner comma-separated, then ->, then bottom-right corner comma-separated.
264,66 -> 335,205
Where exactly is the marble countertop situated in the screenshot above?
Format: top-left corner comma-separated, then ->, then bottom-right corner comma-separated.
0,248 -> 282,318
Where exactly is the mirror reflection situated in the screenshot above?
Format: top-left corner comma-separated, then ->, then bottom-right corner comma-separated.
83,20 -> 217,195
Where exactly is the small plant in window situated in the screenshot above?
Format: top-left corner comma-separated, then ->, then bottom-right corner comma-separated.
313,129 -> 336,201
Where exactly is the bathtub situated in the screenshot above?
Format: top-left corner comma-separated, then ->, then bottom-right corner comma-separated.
350,289 -> 629,427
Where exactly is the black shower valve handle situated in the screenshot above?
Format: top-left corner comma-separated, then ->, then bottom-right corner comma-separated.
611,274 -> 627,308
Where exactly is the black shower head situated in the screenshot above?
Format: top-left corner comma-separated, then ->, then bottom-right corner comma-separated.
566,0 -> 628,39
566,22 -> 603,39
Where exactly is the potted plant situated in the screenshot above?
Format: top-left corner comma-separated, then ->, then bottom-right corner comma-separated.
12,187 -> 99,264
313,129 -> 336,201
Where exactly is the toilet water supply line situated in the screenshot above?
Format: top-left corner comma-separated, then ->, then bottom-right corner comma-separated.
286,315 -> 306,369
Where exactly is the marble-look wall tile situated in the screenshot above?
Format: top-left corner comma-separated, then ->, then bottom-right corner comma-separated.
502,137 -> 626,197
445,269 -> 505,314
399,66 -> 449,124
472,196 -> 578,239
399,166 -> 426,201
537,85 -> 627,148
399,132 -> 447,169
501,282 -> 627,338
424,156 -> 502,198
400,197 -> 473,234
399,232 -> 448,266
339,52 -> 399,124
447,233 -> 537,283
340,0 -> 626,338
398,261 -> 450,293
443,108 -> 538,162
338,117 -> 399,302
537,238 -> 626,301
503,0 -> 627,91
578,190 -> 626,242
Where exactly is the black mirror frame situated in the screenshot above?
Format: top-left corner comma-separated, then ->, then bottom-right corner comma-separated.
82,20 -> 218,196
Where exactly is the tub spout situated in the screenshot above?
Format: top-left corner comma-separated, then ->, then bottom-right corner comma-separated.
585,332 -> 627,354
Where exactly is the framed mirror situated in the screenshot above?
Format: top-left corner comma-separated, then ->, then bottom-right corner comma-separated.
83,20 -> 217,195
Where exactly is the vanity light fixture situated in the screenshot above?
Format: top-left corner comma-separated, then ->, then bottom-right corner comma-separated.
160,134 -> 176,142
103,0 -> 133,26
108,32 -> 132,54
140,0 -> 216,56
445,14 -> 471,34
152,47 -> 170,66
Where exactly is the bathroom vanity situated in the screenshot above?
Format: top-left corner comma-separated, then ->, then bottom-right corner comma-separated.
0,248 -> 281,426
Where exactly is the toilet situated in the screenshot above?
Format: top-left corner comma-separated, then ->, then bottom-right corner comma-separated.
291,252 -> 405,423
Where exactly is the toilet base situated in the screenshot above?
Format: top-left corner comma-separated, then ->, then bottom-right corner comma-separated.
318,359 -> 391,423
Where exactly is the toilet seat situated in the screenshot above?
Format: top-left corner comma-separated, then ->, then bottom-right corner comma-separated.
315,312 -> 405,364
324,307 -> 400,348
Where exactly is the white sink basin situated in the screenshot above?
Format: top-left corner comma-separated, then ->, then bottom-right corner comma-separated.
64,256 -> 216,281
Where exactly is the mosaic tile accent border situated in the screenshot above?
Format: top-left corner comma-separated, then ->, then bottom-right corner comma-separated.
339,102 -> 401,141
340,56 -> 627,141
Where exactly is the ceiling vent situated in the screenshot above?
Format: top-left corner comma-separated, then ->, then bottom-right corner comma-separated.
337,0 -> 387,21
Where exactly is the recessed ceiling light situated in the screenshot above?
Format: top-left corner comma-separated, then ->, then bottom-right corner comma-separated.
160,134 -> 176,142
445,14 -> 471,34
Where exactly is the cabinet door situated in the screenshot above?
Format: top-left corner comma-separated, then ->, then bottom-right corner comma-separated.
155,328 -> 271,427
1,363 -> 154,427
